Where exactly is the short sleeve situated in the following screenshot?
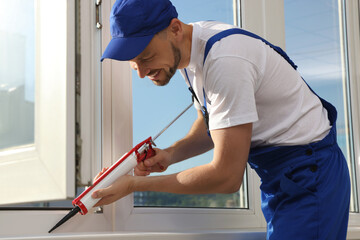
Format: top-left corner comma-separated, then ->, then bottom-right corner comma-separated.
204,56 -> 261,130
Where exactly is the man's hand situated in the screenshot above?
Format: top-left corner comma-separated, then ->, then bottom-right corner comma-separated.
90,147 -> 173,207
89,122 -> 252,206
91,174 -> 134,207
134,148 -> 172,176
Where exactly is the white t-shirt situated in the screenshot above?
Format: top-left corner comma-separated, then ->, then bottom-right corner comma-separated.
180,21 -> 331,148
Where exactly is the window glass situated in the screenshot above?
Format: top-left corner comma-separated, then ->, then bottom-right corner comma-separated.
0,0 -> 81,209
284,0 -> 358,212
133,0 -> 248,208
0,0 -> 35,150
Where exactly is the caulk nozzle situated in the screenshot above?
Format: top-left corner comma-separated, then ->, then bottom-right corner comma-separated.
48,206 -> 81,233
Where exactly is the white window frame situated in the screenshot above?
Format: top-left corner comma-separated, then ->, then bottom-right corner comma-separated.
2,0 -> 360,239
0,0 -> 75,205
78,0 -> 103,186
344,0 -> 360,238
0,0 -> 113,237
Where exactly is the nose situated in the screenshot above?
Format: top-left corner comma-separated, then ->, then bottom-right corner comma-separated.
130,62 -> 150,78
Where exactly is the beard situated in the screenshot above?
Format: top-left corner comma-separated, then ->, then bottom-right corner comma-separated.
152,43 -> 181,86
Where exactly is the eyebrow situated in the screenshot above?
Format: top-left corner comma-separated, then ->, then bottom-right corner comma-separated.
134,48 -> 150,60
137,53 -> 155,62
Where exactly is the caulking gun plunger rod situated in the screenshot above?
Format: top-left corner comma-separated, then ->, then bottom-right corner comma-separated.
48,103 -> 193,233
153,103 -> 192,141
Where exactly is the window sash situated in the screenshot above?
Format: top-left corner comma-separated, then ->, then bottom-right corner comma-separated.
0,0 -> 75,206
78,0 -> 103,186
0,0 -> 109,235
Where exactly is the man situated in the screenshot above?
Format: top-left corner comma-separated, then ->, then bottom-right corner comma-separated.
93,0 -> 351,239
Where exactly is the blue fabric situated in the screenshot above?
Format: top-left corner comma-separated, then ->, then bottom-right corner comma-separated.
249,123 -> 350,239
204,28 -> 339,125
184,68 -> 211,136
101,0 -> 178,61
203,28 -> 298,70
202,27 -> 351,239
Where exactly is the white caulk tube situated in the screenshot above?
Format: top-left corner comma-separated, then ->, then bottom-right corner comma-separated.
72,137 -> 155,215
71,103 -> 193,215
49,103 -> 193,233
74,153 -> 137,214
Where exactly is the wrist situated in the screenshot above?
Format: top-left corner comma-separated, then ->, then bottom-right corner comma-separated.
164,146 -> 176,165
131,175 -> 153,193
127,174 -> 138,193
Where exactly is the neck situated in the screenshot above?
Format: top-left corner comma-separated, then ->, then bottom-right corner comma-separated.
178,23 -> 193,69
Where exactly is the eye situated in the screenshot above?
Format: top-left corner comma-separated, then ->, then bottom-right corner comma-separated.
142,55 -> 155,62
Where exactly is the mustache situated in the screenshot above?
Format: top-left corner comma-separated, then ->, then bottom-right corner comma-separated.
148,69 -> 160,76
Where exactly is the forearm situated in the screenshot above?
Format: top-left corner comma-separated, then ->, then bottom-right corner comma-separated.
166,110 -> 214,164
134,123 -> 252,195
92,123 -> 252,206
132,162 -> 243,195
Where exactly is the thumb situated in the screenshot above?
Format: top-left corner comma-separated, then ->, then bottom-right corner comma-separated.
143,154 -> 160,167
143,158 -> 153,167
91,186 -> 112,199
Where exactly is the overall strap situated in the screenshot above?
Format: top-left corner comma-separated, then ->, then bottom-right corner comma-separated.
184,68 -> 210,134
201,27 -> 337,125
204,28 -> 298,70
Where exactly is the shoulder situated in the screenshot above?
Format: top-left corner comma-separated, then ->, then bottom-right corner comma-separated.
206,34 -> 267,65
191,21 -> 238,46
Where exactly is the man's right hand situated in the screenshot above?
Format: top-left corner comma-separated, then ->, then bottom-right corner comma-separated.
134,148 -> 172,176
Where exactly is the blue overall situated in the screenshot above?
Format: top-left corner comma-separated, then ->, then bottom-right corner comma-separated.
189,28 -> 351,239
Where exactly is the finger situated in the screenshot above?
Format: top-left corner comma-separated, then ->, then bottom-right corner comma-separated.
143,148 -> 162,167
93,195 -> 115,207
157,163 -> 165,171
102,167 -> 109,174
91,184 -> 113,199
136,161 -> 151,172
134,166 -> 150,176
144,157 -> 166,172
91,190 -> 102,199
143,156 -> 157,168
93,172 -> 102,182
93,167 -> 109,183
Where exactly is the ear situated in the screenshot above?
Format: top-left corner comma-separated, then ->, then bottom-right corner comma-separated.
167,18 -> 183,40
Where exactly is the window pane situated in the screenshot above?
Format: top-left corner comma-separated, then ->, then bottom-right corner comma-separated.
0,0 -> 35,150
0,0 -> 78,208
133,0 -> 248,208
284,0 -> 358,212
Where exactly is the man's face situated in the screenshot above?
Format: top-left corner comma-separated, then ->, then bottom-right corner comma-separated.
129,34 -> 181,86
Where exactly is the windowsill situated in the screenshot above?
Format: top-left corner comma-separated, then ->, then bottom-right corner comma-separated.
4,228 -> 360,240
347,227 -> 360,240
3,224 -> 360,239
2,230 -> 266,240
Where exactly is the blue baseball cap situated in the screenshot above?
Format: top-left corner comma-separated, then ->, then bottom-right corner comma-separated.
101,0 -> 178,61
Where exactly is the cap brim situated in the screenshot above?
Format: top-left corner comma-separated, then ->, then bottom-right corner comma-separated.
101,34 -> 154,61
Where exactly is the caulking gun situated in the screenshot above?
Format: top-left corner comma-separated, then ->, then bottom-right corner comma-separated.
48,103 -> 193,233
